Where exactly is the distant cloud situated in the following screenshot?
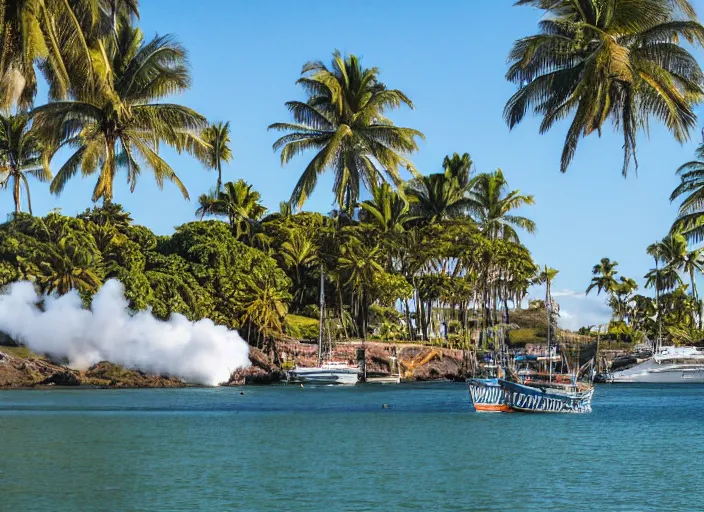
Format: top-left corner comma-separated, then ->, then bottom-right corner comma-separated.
526,287 -> 611,331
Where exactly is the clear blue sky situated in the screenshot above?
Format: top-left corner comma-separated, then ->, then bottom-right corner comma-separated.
15,1 -> 704,327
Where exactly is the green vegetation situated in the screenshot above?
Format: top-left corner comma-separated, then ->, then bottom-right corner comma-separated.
0,345 -> 41,359
2,0 -> 704,359
284,315 -> 319,341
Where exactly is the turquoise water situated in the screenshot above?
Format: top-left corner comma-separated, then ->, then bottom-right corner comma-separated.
1,383 -> 703,511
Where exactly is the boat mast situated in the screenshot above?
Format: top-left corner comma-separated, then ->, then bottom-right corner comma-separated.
318,263 -> 324,366
547,304 -> 552,383
653,242 -> 662,354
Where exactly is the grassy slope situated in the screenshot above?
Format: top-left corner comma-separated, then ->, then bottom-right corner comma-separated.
284,314 -> 319,340
508,307 -> 549,346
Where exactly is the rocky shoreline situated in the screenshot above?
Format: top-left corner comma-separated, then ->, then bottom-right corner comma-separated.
0,341 -> 467,389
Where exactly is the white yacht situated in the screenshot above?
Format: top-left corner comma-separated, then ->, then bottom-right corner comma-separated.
286,361 -> 359,385
609,346 -> 704,383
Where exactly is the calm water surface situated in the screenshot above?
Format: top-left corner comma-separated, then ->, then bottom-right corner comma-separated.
1,383 -> 703,511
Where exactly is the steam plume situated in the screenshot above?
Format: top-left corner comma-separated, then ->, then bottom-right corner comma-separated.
0,279 -> 250,385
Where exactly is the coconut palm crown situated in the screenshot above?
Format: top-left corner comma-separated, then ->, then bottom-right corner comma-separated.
269,50 -> 424,212
0,113 -> 52,214
32,21 -> 206,203
505,0 -> 704,175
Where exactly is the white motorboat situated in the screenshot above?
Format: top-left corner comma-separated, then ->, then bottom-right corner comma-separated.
287,361 -> 359,385
609,346 -> 704,383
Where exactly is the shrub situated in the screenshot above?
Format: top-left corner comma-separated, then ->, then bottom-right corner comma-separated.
284,314 -> 319,340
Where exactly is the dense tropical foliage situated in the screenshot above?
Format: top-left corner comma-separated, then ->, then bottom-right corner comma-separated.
4,0 -> 704,361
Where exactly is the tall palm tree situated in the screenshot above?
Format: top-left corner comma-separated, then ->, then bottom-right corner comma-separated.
466,169 -> 535,242
195,121 -> 232,193
505,0 -> 704,175
610,276 -> 639,325
269,50 -> 424,211
647,239 -> 666,339
33,22 -> 206,203
652,230 -> 704,327
196,180 -> 267,241
658,232 -> 688,270
586,257 -> 619,296
0,113 -> 51,214
337,235 -> 384,338
645,236 -> 685,337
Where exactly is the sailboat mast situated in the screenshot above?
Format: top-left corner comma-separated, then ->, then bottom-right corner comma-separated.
318,263 -> 324,366
547,277 -> 552,383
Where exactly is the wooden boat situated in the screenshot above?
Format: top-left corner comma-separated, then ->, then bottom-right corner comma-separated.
499,378 -> 593,414
467,377 -> 512,412
467,358 -> 513,412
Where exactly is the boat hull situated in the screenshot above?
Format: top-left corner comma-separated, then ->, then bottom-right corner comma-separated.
467,378 -> 512,413
286,368 -> 359,385
499,379 -> 593,414
610,359 -> 704,383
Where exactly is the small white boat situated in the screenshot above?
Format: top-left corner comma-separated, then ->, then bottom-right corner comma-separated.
609,346 -> 704,383
365,375 -> 401,384
287,361 -> 359,385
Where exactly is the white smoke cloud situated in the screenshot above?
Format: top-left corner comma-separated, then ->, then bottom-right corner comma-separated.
0,279 -> 250,385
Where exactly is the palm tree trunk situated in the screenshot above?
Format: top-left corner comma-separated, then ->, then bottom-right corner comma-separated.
362,290 -> 368,340
417,287 -> 427,341
404,298 -> 413,341
13,173 -> 20,214
22,175 -> 32,215
337,284 -> 348,339
216,159 -> 223,193
690,267 -> 701,330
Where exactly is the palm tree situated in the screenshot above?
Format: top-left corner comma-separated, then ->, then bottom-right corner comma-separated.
670,142 -> 704,241
278,229 -> 318,307
535,265 -> 559,345
33,22 -> 206,203
242,273 -> 290,359
442,152 -> 474,188
645,265 -> 683,293
337,235 -> 384,338
652,231 -> 704,327
647,239 -> 666,339
660,232 -> 688,267
609,276 -> 639,326
358,182 -> 411,234
196,180 -> 266,241
466,169 -> 535,242
0,113 -> 51,214
505,0 -> 704,175
586,258 -> 619,296
405,154 -> 475,223
24,237 -> 103,295
269,50 -> 424,211
195,121 -> 232,193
